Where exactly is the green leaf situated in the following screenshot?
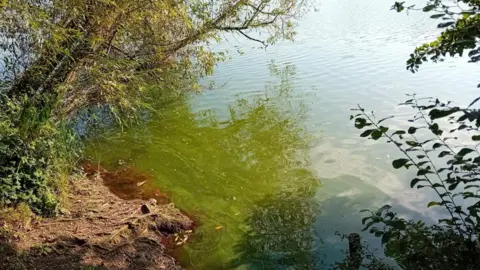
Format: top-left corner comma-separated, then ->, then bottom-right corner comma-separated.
448,182 -> 459,191
438,21 -> 455,28
355,118 -> 367,129
465,217 -> 475,225
361,216 -> 371,225
392,158 -> 409,169
410,178 -> 424,188
406,141 -> 420,147
432,183 -> 443,188
430,14 -> 445,19
390,220 -> 406,230
408,127 -> 417,134
439,192 -> 451,198
472,135 -> 480,141
427,201 -> 440,208
439,151 -> 451,158
429,123 -> 442,135
439,219 -> 455,226
417,169 -> 432,176
432,142 -> 443,149
376,205 -> 392,214
371,130 -> 382,140
391,1 -> 405,12
429,108 -> 459,120
457,148 -> 474,157
417,161 -> 429,166
392,130 -> 406,136
423,4 -> 436,12
378,116 -> 393,124
468,97 -> 480,108
381,231 -> 391,245
360,129 -> 374,137
469,208 -> 478,218
362,221 -> 375,231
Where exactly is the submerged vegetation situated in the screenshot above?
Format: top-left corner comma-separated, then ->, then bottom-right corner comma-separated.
86,63 -> 321,268
0,0 -> 307,214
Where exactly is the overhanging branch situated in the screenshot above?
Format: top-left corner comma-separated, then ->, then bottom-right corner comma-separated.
237,30 -> 267,47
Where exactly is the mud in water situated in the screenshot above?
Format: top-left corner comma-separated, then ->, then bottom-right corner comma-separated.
81,162 -> 200,256
82,162 -> 170,204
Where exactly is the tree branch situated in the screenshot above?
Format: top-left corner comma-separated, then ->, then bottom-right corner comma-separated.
237,30 -> 267,47
216,14 -> 280,31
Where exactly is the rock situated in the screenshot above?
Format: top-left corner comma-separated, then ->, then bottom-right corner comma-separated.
149,198 -> 157,206
140,204 -> 152,214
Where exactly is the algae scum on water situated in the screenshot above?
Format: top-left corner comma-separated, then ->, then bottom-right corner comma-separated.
86,64 -> 324,269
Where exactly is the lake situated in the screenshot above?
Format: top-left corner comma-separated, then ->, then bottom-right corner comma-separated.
85,0 -> 480,269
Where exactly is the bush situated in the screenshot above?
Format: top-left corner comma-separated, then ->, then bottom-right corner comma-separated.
349,95 -> 480,269
0,95 -> 79,215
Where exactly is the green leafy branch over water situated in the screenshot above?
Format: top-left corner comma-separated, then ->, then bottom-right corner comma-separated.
350,95 -> 480,269
0,0 -> 308,213
342,1 -> 480,269
392,0 -> 480,76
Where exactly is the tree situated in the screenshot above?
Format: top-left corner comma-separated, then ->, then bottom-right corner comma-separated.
1,0 -> 305,119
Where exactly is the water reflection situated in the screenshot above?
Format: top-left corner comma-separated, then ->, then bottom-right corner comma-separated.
80,0 -> 480,266
86,63 -> 323,269
230,176 -> 321,269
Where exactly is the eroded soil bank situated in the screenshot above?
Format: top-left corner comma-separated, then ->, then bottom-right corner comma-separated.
0,164 -> 195,270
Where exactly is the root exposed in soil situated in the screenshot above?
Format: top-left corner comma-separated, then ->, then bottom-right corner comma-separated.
0,168 -> 195,270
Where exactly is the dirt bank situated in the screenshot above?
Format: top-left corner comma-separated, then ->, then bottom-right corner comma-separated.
0,166 -> 195,270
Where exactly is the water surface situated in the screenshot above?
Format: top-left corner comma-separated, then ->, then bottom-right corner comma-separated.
86,0 -> 480,268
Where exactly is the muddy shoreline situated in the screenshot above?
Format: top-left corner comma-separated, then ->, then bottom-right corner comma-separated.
0,164 -> 196,270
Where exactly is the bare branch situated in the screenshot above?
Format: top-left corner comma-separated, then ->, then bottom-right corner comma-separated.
237,30 -> 267,47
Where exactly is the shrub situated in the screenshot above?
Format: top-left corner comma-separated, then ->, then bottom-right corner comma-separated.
350,95 -> 480,269
0,95 -> 79,215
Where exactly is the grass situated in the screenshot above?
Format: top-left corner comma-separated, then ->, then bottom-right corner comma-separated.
0,202 -> 34,231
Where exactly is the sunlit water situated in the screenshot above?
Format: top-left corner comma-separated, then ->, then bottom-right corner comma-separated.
86,0 -> 480,269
